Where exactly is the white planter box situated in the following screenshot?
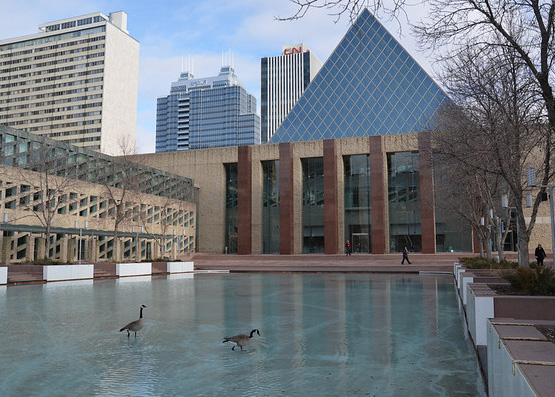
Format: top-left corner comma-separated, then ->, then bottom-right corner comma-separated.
116,262 -> 152,277
467,285 -> 494,347
461,274 -> 475,305
43,264 -> 94,281
0,267 -> 7,284
166,261 -> 194,273
487,321 -> 542,397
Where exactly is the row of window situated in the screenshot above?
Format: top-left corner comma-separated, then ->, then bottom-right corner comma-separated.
4,101 -> 102,124
0,53 -> 104,79
0,68 -> 103,90
0,43 -> 105,66
0,88 -> 103,112
0,77 -> 103,98
0,27 -> 106,53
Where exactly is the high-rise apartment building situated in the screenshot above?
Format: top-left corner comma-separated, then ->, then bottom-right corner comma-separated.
156,66 -> 260,152
260,43 -> 322,143
0,11 -> 139,155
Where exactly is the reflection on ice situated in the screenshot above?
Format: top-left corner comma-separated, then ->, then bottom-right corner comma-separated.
0,273 -> 486,396
116,275 -> 152,284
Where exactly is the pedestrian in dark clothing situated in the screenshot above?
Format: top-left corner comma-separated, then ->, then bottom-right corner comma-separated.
535,244 -> 546,266
345,240 -> 352,256
401,247 -> 411,264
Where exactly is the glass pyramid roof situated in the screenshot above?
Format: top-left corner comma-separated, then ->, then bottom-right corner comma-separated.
270,9 -> 449,143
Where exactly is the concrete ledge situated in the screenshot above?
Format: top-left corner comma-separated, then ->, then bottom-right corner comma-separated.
488,320 -> 555,397
0,267 -> 7,284
166,261 -> 194,273
43,264 -> 94,281
116,262 -> 152,277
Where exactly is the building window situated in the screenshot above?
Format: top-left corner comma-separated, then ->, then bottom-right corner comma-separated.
262,160 -> 279,254
302,157 -> 324,253
344,154 -> 371,253
387,152 -> 421,252
225,163 -> 238,254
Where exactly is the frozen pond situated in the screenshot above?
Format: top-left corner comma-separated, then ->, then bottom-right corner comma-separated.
0,273 -> 485,396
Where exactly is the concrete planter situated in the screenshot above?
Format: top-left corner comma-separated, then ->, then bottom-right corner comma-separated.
166,261 -> 194,273
116,262 -> 152,277
43,264 -> 94,281
0,267 -> 7,284
487,319 -> 555,397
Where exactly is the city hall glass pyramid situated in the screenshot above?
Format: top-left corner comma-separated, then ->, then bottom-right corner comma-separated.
270,9 -> 449,143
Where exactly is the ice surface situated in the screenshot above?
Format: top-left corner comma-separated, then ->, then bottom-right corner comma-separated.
0,273 -> 485,396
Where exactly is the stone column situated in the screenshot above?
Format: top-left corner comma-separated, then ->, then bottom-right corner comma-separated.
1,235 -> 11,264
35,236 -> 46,260
60,234 -> 68,263
89,237 -> 98,263
279,143 -> 295,254
237,145 -> 253,255
370,136 -> 387,254
324,139 -> 339,254
26,234 -> 36,261
67,238 -> 76,263
418,132 -> 436,254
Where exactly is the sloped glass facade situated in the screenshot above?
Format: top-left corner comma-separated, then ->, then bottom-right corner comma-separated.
270,9 -> 449,143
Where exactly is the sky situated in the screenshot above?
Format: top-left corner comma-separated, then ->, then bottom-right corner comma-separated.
0,0 -> 433,154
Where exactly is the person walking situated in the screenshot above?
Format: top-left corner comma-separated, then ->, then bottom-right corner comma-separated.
345,240 -> 352,256
535,244 -> 546,266
401,247 -> 411,264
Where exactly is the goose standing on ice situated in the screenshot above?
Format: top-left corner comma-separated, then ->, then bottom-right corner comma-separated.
223,329 -> 260,350
120,305 -> 147,337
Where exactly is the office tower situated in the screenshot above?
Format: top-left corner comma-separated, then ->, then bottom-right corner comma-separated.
156,66 -> 260,152
0,11 -> 139,155
260,43 -> 322,143
270,9 -> 449,143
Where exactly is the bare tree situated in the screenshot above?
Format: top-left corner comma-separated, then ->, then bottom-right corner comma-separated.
102,138 -> 140,261
432,41 -> 545,266
138,193 -> 190,260
14,144 -> 77,259
277,0 -> 408,23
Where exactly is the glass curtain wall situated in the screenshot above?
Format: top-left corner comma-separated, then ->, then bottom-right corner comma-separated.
433,156 -> 473,252
302,157 -> 324,253
262,160 -> 280,253
344,155 -> 372,253
388,152 -> 421,252
224,163 -> 238,254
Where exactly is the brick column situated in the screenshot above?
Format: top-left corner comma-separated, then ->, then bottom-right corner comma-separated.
279,143 -> 294,254
323,140 -> 339,254
237,145 -> 253,255
370,136 -> 387,254
418,132 -> 436,254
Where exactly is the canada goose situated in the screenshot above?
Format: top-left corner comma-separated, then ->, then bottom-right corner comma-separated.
120,305 -> 146,337
223,329 -> 260,350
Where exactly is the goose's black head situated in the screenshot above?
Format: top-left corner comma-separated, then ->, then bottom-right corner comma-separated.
139,305 -> 147,318
250,329 -> 260,338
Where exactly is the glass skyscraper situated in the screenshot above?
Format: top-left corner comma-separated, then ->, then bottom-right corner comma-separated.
156,66 -> 260,152
270,9 -> 449,143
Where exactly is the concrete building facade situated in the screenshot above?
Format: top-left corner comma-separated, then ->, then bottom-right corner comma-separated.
0,11 -> 139,155
133,134 -> 553,256
0,125 -> 195,263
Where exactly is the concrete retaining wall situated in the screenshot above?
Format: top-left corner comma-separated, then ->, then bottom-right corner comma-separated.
43,264 -> 94,281
116,262 -> 152,277
166,261 -> 194,273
